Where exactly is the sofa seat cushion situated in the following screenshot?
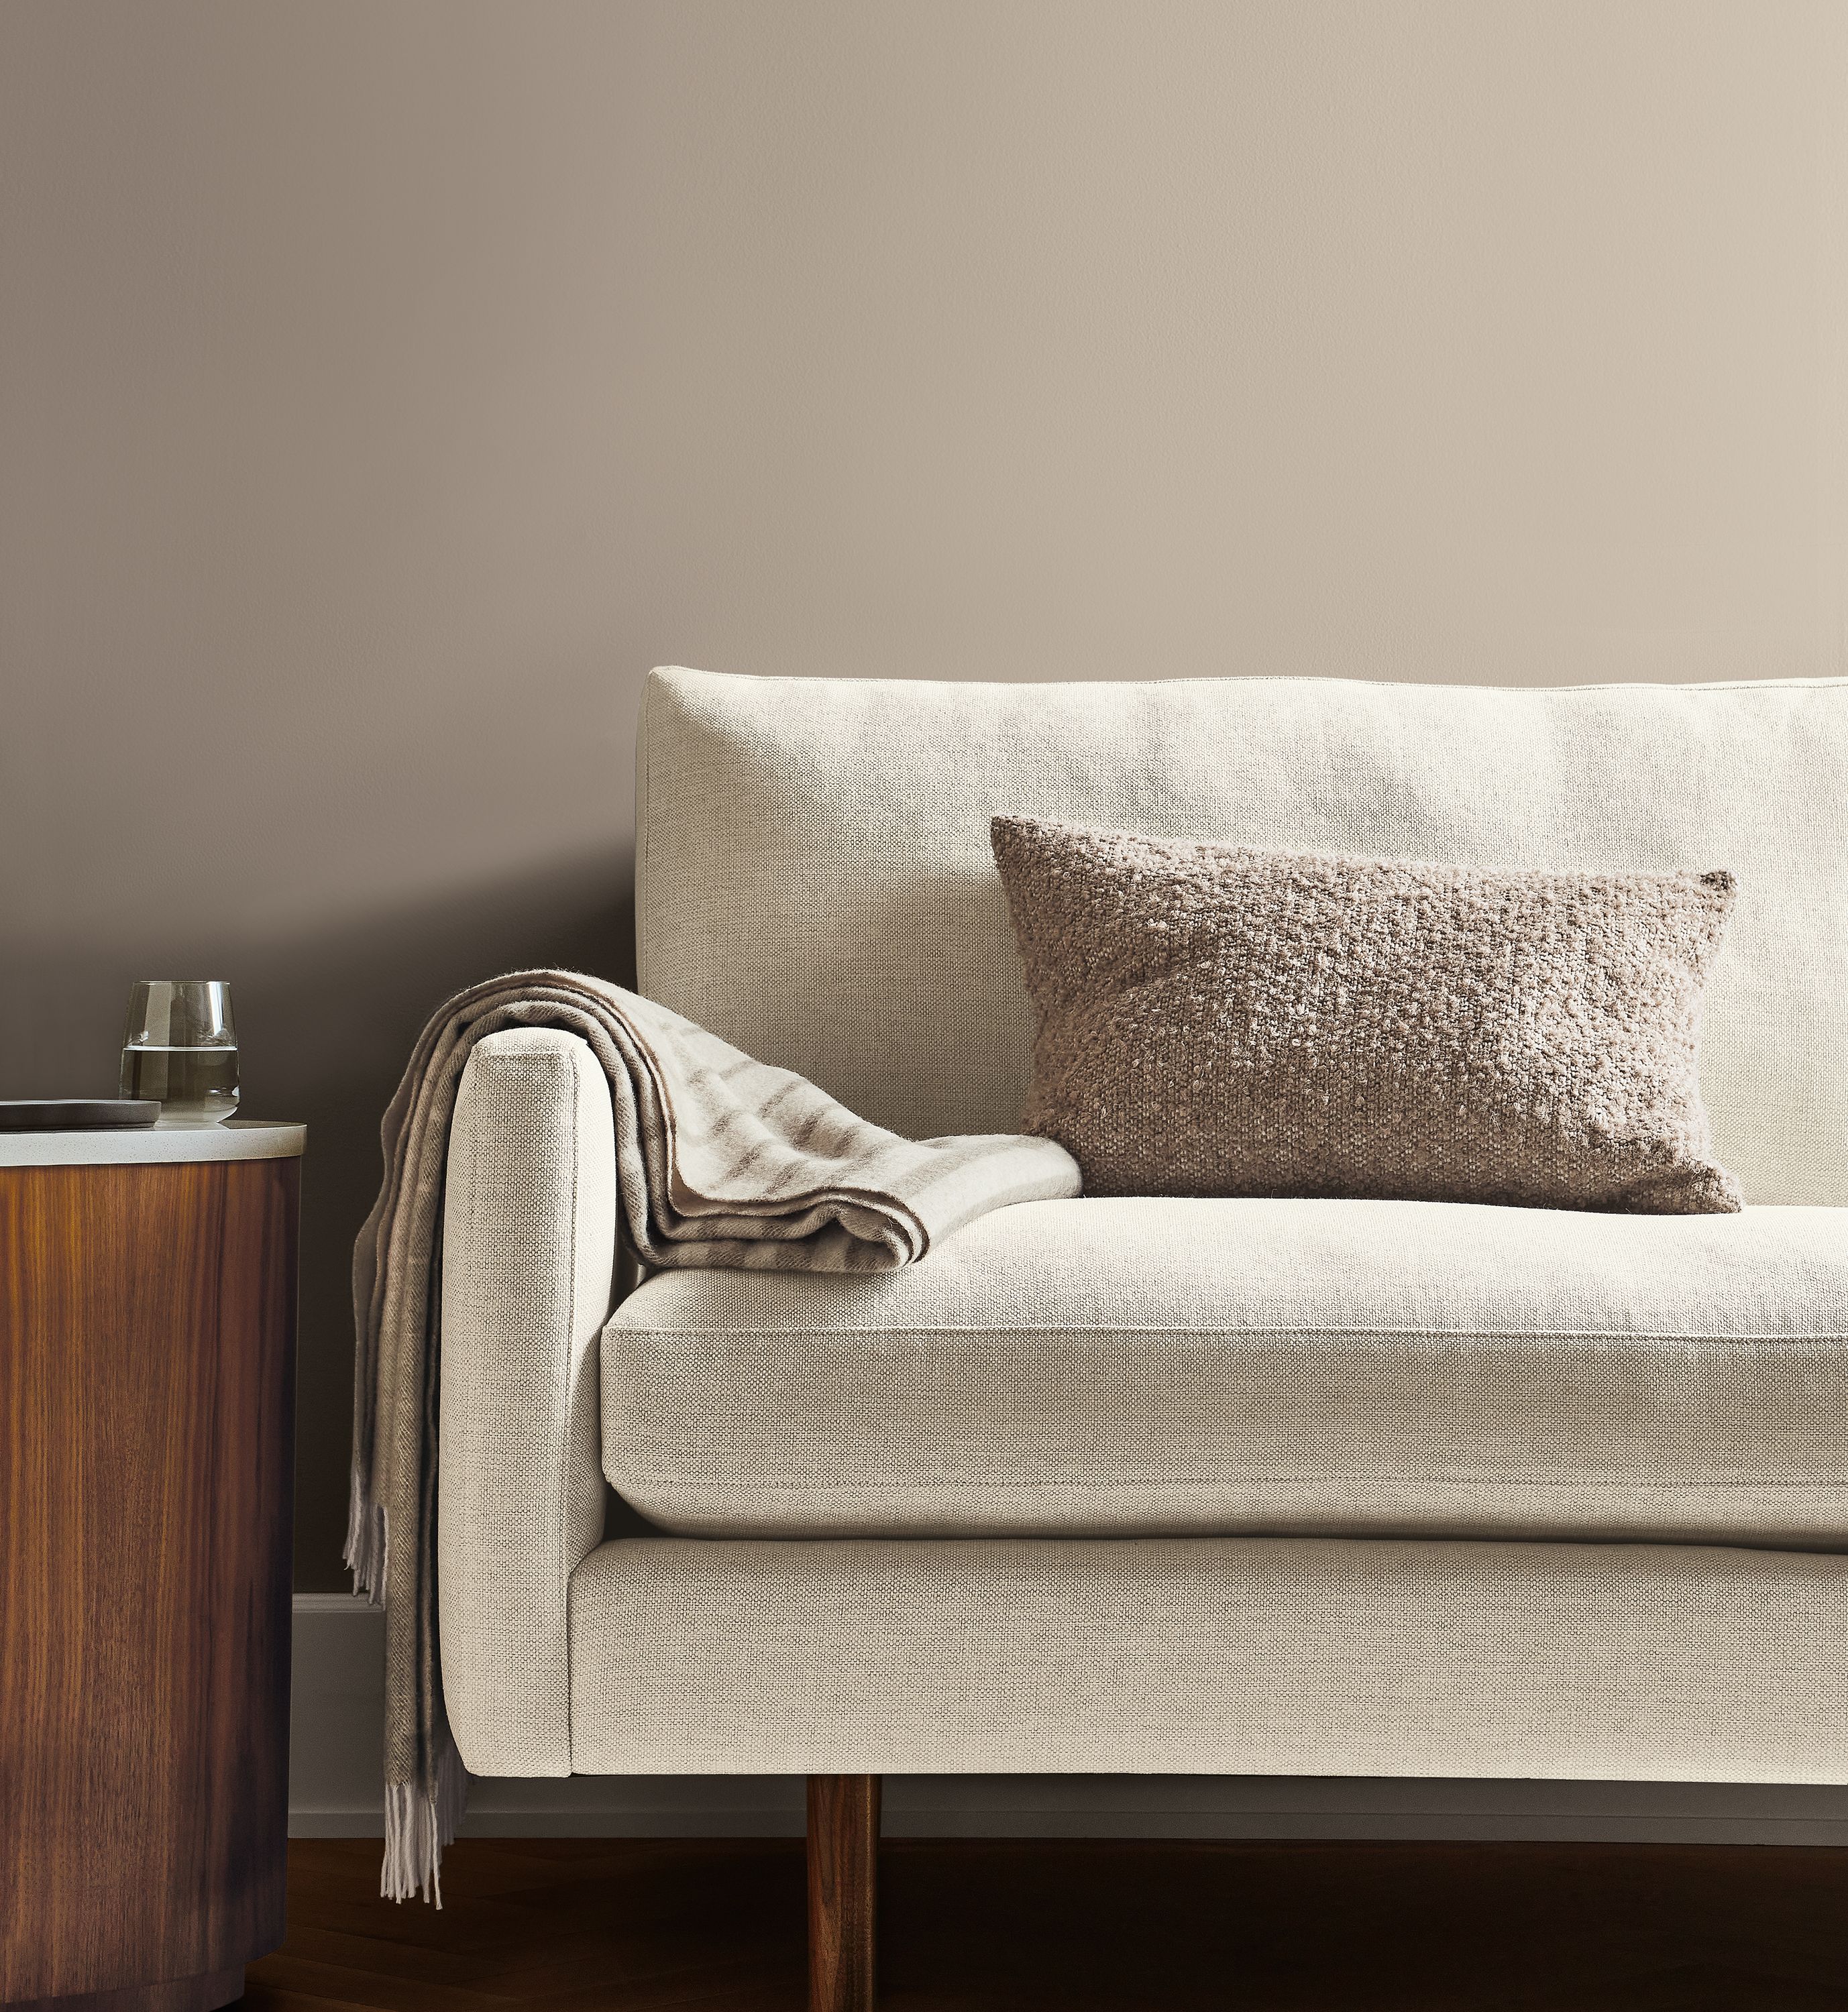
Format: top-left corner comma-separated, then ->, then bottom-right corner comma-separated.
600,1196 -> 1848,1545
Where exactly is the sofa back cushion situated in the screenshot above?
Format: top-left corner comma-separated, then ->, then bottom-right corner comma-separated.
635,667 -> 1848,1205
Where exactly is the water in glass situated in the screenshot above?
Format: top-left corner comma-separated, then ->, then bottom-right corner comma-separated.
121,980 -> 239,1125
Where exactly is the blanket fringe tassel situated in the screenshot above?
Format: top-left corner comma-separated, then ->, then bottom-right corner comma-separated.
382,1734 -> 469,1906
347,1484 -> 464,1906
344,1463 -> 388,1604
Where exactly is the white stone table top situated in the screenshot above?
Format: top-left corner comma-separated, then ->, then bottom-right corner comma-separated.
0,1118 -> 307,1168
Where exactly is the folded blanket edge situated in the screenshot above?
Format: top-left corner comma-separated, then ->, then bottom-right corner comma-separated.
349,970 -> 1080,1905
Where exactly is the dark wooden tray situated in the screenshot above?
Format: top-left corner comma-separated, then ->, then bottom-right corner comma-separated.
0,1099 -> 160,1130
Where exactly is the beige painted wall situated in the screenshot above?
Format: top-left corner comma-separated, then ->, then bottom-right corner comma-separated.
4,0 -> 1845,1587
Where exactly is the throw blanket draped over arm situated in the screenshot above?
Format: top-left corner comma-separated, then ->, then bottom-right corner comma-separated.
348,970 -> 1081,1903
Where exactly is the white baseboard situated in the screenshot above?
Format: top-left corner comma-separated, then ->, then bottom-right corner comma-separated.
291,1591 -> 1848,1845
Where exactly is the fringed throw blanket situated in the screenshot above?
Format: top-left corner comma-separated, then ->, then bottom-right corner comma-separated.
349,970 -> 1081,1903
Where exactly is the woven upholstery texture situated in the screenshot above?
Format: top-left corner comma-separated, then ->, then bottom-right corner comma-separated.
601,1194 -> 1848,1545
636,669 -> 1848,1204
567,1534 -> 1848,1782
439,1029 -> 617,1777
990,816 -> 1741,1212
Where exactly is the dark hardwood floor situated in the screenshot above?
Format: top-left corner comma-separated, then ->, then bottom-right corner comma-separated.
243,1838 -> 1848,2011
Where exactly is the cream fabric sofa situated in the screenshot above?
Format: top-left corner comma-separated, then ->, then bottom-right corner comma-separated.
439,667 -> 1848,2003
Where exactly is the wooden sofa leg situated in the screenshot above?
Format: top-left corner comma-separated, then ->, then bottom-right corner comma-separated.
808,1773 -> 881,2012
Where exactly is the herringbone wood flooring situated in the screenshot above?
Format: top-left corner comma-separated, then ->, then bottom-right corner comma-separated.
241,1838 -> 1848,2011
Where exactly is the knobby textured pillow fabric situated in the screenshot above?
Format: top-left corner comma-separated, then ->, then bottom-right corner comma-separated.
990,815 -> 1743,1215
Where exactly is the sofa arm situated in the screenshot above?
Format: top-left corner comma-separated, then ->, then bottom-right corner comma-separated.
437,1027 -> 617,1775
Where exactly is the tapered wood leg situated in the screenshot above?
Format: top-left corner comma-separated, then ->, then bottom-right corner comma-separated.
808,1775 -> 881,2012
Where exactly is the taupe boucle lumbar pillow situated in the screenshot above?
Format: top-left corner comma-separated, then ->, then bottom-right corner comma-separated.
991,815 -> 1743,1213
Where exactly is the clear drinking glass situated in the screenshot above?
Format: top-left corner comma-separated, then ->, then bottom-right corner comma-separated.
120,981 -> 239,1125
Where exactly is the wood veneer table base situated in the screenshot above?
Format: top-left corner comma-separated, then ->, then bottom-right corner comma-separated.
0,1157 -> 299,2012
7,1967 -> 245,2012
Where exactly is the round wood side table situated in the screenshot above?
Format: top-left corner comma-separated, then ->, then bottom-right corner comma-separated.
0,1121 -> 305,2012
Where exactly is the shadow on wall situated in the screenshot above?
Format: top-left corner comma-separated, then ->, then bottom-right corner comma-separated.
3,850 -> 636,1590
